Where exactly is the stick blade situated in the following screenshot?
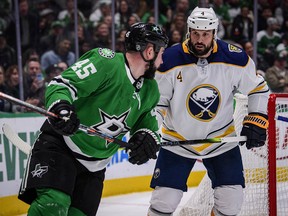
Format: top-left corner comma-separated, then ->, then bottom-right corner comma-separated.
2,123 -> 31,155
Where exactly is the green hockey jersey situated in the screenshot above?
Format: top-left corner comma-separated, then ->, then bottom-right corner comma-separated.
45,48 -> 160,161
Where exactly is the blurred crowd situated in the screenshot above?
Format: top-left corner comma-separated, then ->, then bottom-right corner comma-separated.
0,0 -> 288,113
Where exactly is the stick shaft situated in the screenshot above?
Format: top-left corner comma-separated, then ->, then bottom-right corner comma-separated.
0,92 -> 129,147
0,92 -> 246,147
0,92 -> 57,118
161,136 -> 247,146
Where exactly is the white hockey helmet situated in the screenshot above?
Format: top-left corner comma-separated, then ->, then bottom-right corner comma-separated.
187,7 -> 219,37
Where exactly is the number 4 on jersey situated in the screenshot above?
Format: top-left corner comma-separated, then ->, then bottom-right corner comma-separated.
177,71 -> 183,82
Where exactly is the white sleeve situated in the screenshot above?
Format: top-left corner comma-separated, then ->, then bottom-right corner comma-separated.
155,71 -> 174,127
237,57 -> 270,115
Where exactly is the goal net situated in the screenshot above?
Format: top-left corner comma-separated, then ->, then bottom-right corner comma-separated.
178,93 -> 288,216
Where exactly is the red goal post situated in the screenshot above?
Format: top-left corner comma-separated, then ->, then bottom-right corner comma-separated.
178,93 -> 288,216
267,93 -> 288,216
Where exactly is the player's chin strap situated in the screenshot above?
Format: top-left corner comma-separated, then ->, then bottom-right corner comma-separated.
140,45 -> 159,71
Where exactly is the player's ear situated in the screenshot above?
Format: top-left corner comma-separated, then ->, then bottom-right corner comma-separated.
146,45 -> 155,60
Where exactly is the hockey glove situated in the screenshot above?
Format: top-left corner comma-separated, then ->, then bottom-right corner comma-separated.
240,113 -> 269,149
128,129 -> 160,165
48,100 -> 80,136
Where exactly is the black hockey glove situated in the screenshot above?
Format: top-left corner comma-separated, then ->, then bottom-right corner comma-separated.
48,100 -> 80,136
240,113 -> 269,149
128,129 -> 160,165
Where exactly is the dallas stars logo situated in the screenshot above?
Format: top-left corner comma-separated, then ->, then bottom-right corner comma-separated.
98,48 -> 115,58
152,26 -> 162,34
91,109 -> 131,146
31,163 -> 48,178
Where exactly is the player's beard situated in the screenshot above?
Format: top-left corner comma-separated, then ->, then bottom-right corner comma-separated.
143,63 -> 157,79
190,39 -> 213,57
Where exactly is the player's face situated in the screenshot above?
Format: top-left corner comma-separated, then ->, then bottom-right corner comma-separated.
189,29 -> 214,56
143,47 -> 165,79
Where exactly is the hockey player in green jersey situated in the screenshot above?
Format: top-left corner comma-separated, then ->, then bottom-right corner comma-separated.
18,22 -> 168,216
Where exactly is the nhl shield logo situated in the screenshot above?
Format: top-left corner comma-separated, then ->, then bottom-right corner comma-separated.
187,84 -> 220,122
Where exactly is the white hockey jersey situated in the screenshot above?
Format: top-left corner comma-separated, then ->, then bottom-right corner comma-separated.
155,39 -> 270,159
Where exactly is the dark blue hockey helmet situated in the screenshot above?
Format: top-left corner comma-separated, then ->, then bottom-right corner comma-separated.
125,22 -> 168,53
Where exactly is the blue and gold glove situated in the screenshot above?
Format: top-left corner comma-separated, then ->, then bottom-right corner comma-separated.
128,129 -> 160,165
240,113 -> 269,149
48,100 -> 80,136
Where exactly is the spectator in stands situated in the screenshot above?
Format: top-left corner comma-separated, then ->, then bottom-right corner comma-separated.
115,28 -> 127,52
91,22 -> 111,49
114,0 -> 134,34
274,0 -> 288,32
40,35 -> 76,71
168,12 -> 187,41
44,63 -> 62,85
257,17 -> 282,67
257,6 -> 273,31
57,61 -> 68,71
38,8 -> 57,39
89,0 -> 111,27
135,0 -> 149,18
127,14 -> 141,28
141,1 -> 171,29
5,0 -> 40,54
171,0 -> 191,18
22,48 -> 40,67
0,0 -> 12,32
58,0 -> 86,26
227,0 -> 241,21
210,0 -> 231,39
62,10 -> 89,49
265,51 -> 288,93
168,29 -> 182,47
4,65 -> 23,112
230,5 -> 254,43
103,14 -> 113,34
240,39 -> 270,74
0,30 -> 16,70
79,39 -> 93,56
276,32 -> 288,53
23,59 -> 46,108
0,65 -> 6,92
33,0 -> 61,17
39,20 -> 65,55
0,65 -> 10,112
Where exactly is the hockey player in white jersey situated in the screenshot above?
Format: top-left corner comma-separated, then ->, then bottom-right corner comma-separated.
147,7 -> 270,216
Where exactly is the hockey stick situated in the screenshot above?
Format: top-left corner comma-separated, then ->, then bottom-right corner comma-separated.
2,123 -> 31,155
2,123 -> 247,155
0,92 -> 247,148
162,136 -> 247,146
2,121 -> 247,155
0,92 -> 130,148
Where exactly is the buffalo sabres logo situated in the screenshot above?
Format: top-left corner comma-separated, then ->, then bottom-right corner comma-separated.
187,85 -> 220,121
91,109 -> 131,146
228,44 -> 242,53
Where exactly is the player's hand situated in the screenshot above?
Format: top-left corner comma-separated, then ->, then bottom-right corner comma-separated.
48,100 -> 80,136
127,129 -> 160,165
240,113 -> 268,149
